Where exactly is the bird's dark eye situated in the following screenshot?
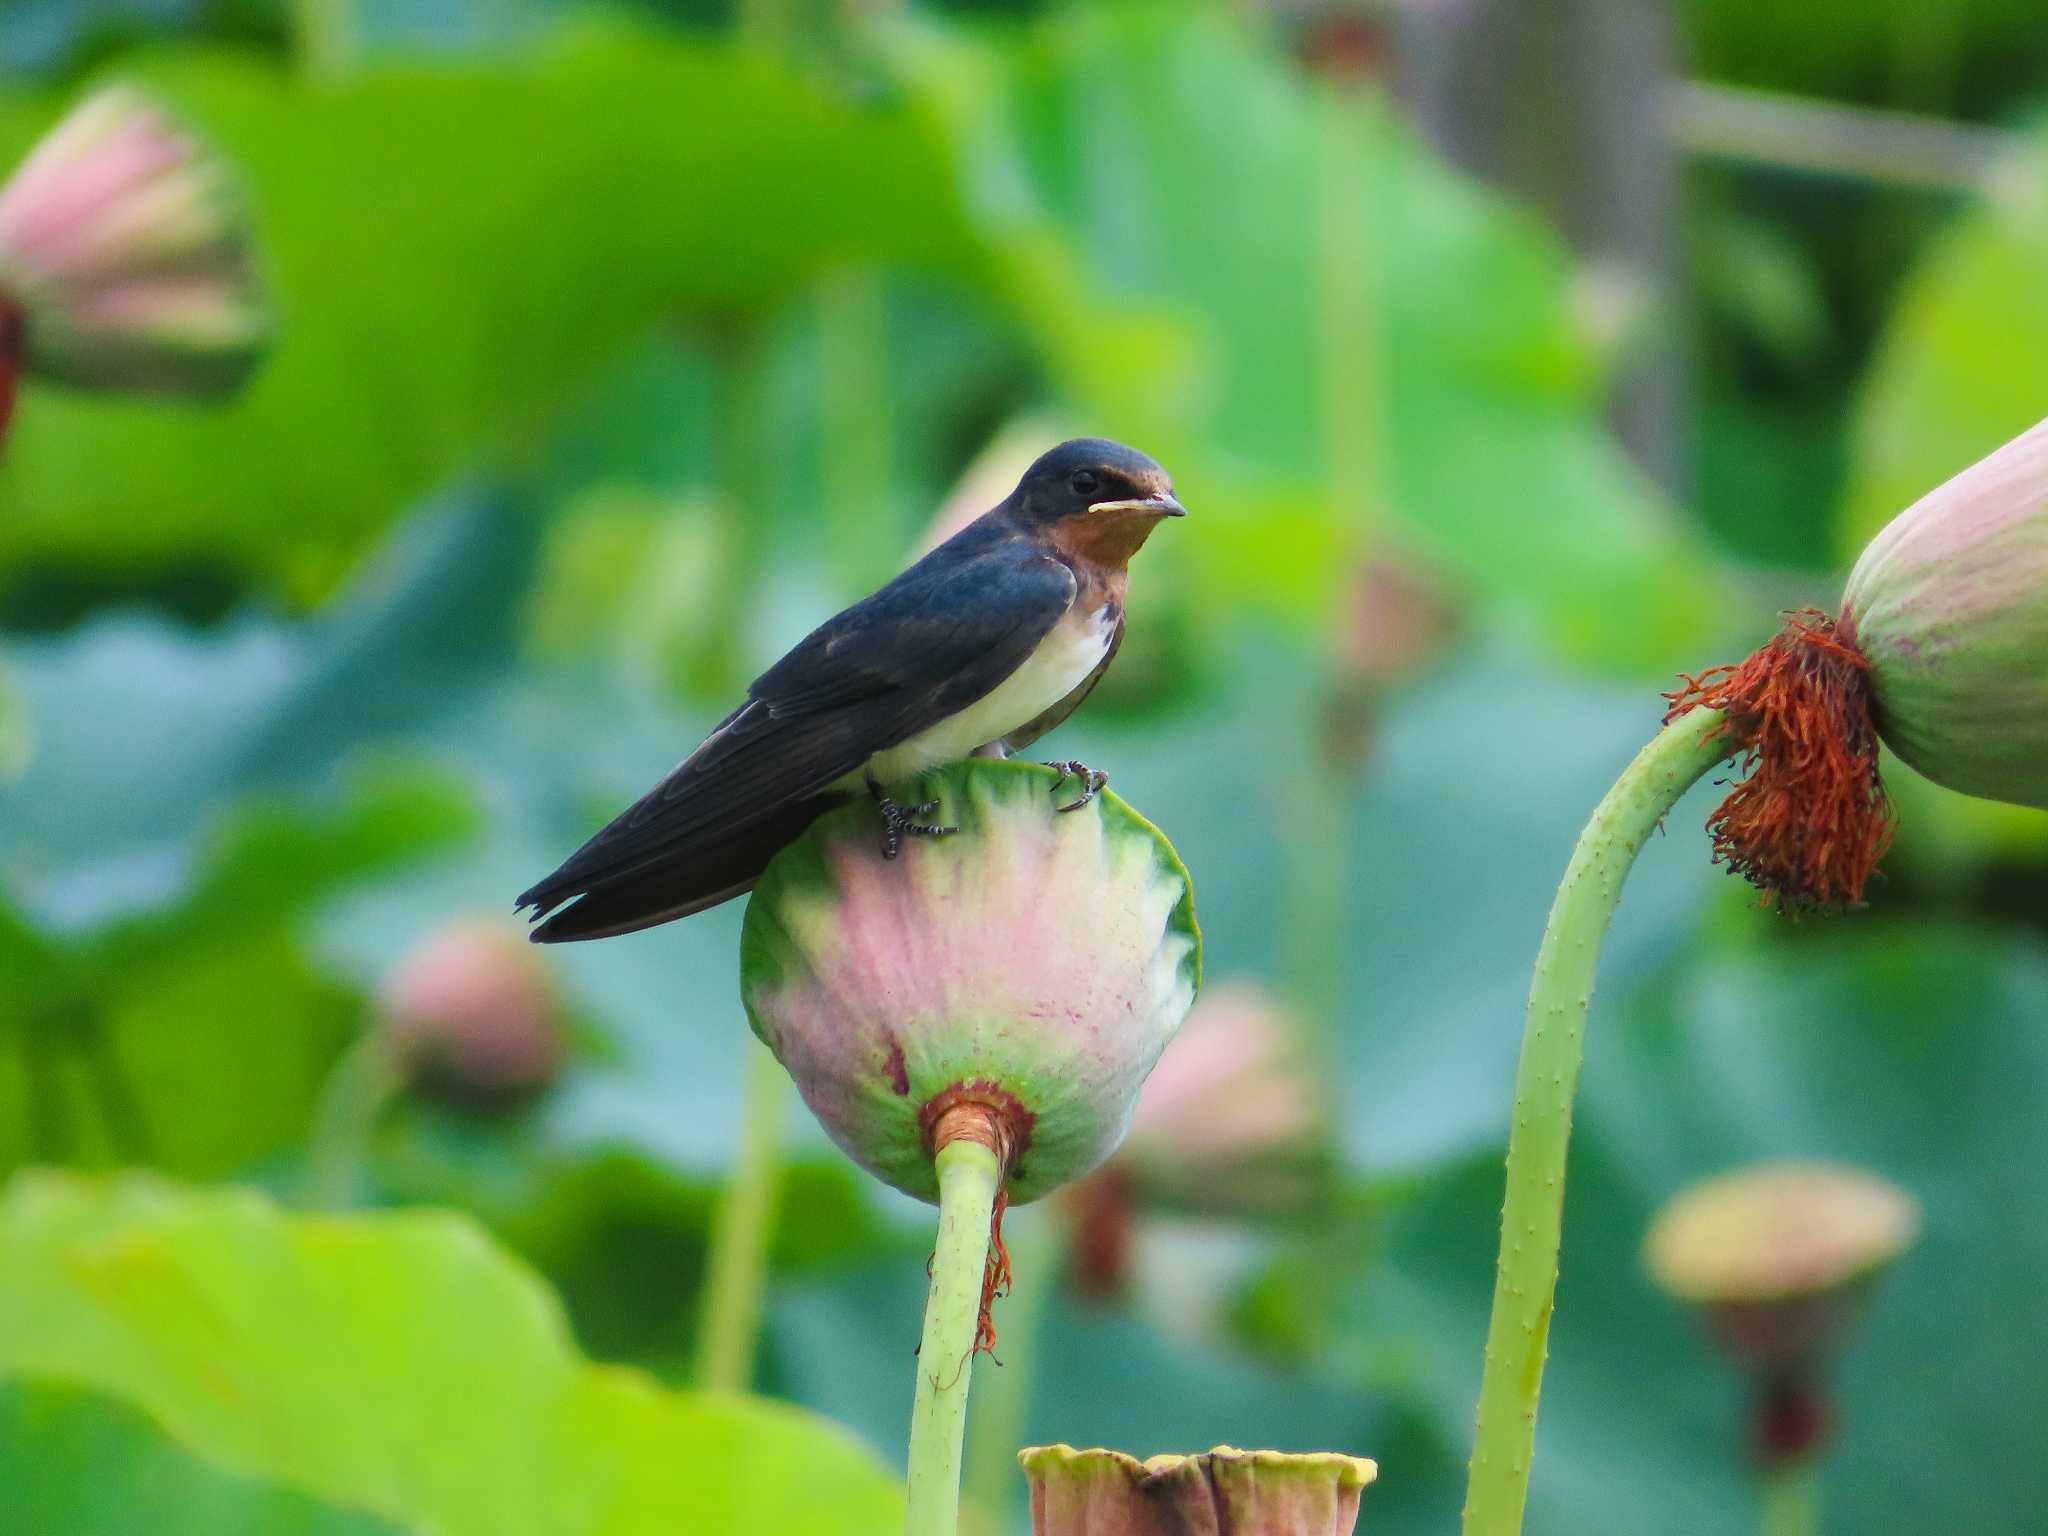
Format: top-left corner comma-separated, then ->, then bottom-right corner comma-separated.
1070,469 -> 1101,498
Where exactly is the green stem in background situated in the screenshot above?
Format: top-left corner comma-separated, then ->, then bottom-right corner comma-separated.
305,1033 -> 404,1210
694,1038 -> 790,1392
689,323 -> 776,699
959,1211 -> 1060,1535
818,266 -> 894,596
1461,709 -> 1732,1536
1760,1462 -> 1821,1536
907,1138 -> 1003,1536
291,0 -> 355,79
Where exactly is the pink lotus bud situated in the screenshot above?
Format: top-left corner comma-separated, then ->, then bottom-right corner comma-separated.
1842,416 -> 2048,809
1323,551 -> 1462,770
1064,983 -> 1325,1297
1019,1444 -> 1377,1535
1664,415 -> 2048,908
740,759 -> 1200,1206
0,83 -> 266,404
1112,981 -> 1326,1216
380,919 -> 564,1106
1644,1161 -> 1919,1464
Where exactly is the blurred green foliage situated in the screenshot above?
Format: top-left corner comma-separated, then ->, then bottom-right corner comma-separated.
1,1 -> 2045,1533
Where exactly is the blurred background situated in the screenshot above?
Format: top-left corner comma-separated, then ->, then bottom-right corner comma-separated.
2,1 -> 2046,1532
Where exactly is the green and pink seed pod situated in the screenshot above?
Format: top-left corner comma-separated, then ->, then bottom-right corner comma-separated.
740,757 -> 1201,1536
740,758 -> 1200,1207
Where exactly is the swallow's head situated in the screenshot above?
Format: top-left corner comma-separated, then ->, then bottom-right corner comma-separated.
1014,437 -> 1185,535
1013,438 -> 1185,567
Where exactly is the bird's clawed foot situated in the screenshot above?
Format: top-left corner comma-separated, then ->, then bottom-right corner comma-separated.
867,777 -> 958,860
1046,759 -> 1108,813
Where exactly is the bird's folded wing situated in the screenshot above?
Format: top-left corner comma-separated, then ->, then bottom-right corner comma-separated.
516,547 -> 1076,915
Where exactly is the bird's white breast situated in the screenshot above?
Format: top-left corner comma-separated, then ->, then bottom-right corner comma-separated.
864,602 -> 1115,782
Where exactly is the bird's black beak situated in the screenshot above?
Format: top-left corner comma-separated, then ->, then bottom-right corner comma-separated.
1090,493 -> 1187,519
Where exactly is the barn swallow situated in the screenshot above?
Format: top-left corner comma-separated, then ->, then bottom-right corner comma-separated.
516,438 -> 1185,942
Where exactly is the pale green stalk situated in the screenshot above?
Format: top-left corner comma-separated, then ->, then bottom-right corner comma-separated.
292,0 -> 354,78
694,1038 -> 790,1392
1462,709 -> 1731,1535
906,1139 -> 1002,1536
1760,1462 -> 1821,1536
959,1211 -> 1059,1535
305,1033 -> 403,1210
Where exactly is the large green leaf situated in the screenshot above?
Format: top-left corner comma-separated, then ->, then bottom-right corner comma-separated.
0,1170 -> 903,1535
0,768 -> 471,1179
1838,144 -> 2048,558
1329,923 -> 2048,1533
0,1377 -> 404,1536
0,26 -> 986,595
911,7 -> 1722,669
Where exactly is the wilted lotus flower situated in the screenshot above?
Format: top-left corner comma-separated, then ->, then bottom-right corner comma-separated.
1020,1444 -> 1376,1536
1666,414 -> 2048,907
1645,1161 -> 1919,1463
741,759 -> 1200,1207
380,918 -> 565,1106
0,82 -> 266,427
1066,982 -> 1326,1297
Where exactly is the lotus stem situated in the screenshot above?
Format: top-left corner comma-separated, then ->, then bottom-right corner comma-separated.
1462,709 -> 1731,1534
906,1133 -> 1004,1536
695,1038 -> 790,1392
1760,1461 -> 1820,1536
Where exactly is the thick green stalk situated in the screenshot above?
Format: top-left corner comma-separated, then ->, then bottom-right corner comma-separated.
694,1038 -> 789,1392
906,1138 -> 1003,1536
959,1211 -> 1059,1535
1760,1462 -> 1821,1536
1462,709 -> 1731,1535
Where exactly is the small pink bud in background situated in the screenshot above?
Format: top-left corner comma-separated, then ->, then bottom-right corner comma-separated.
1066,981 -> 1327,1295
1019,1444 -> 1376,1535
380,919 -> 565,1106
0,83 -> 267,407
1323,550 -> 1461,770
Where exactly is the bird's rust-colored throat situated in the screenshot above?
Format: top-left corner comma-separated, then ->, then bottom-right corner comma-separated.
1052,504 -> 1176,569
923,1086 -> 1032,1360
1664,608 -> 1895,909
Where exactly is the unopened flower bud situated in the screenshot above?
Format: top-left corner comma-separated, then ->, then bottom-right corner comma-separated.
380,919 -> 564,1105
1019,1444 -> 1376,1535
1645,1161 -> 1918,1464
740,759 -> 1200,1206
1666,415 -> 2048,908
1067,982 -> 1327,1296
1842,417 -> 2048,809
0,83 -> 266,408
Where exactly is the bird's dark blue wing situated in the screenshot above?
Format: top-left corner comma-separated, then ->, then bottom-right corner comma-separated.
516,531 -> 1076,925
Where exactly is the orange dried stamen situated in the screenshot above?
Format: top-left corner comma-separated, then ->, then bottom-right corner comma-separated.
976,1187 -> 1012,1360
1663,609 -> 1895,910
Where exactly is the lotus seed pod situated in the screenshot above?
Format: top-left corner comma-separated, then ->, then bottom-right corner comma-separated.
380,919 -> 564,1105
1842,416 -> 2048,809
740,759 -> 1200,1205
1645,1161 -> 1919,1366
0,84 -> 267,402
1019,1444 -> 1376,1536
